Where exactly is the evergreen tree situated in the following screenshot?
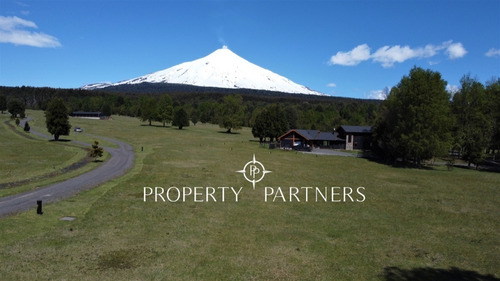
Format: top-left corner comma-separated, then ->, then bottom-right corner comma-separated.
252,104 -> 289,142
173,108 -> 189,130
217,95 -> 244,133
373,67 -> 453,165
7,98 -> 25,119
101,103 -> 112,117
486,78 -> 500,153
24,121 -> 30,132
138,96 -> 158,126
0,95 -> 6,114
452,75 -> 492,167
157,94 -> 173,127
45,97 -> 71,141
89,140 -> 104,161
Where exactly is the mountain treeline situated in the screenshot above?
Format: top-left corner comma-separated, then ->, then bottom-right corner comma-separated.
0,85 -> 380,132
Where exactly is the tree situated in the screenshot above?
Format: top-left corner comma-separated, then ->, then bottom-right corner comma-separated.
24,121 -> 30,132
486,78 -> 500,153
156,94 -> 173,127
373,67 -> 453,165
45,97 -> 71,141
7,98 -> 25,119
89,140 -> 104,161
190,110 -> 199,126
138,96 -> 158,126
101,103 -> 112,117
452,75 -> 492,168
172,108 -> 189,130
252,104 -> 289,142
217,95 -> 244,133
0,95 -> 6,114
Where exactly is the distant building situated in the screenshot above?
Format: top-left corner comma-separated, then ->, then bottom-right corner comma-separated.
278,126 -> 372,151
336,125 -> 373,150
70,111 -> 107,120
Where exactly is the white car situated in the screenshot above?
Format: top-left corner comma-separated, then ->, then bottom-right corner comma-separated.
74,127 -> 83,132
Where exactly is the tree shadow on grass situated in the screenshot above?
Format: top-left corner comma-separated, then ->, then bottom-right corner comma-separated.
139,124 -> 172,128
383,266 -> 500,281
49,139 -> 71,142
217,130 -> 241,135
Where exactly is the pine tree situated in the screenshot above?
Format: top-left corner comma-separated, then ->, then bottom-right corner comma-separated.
89,140 -> 104,161
172,108 -> 189,130
24,121 -> 30,132
45,97 -> 71,141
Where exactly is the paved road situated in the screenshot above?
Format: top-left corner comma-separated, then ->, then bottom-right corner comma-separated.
0,118 -> 135,217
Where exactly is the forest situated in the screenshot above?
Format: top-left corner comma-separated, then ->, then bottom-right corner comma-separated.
0,84 -> 380,132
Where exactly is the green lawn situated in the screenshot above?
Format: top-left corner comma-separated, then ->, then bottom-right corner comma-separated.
0,111 -> 498,280
0,112 -> 109,197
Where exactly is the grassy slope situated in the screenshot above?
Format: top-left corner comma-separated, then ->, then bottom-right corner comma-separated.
0,111 -> 498,280
0,111 -> 108,197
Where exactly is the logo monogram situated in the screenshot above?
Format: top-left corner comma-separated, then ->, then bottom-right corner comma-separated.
237,154 -> 271,189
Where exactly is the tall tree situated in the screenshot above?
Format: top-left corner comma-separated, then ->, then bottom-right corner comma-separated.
217,95 -> 244,133
373,67 -> 453,165
101,103 -> 112,117
45,97 -> 71,141
156,94 -> 173,127
486,78 -> 500,153
7,98 -> 25,119
173,108 -> 189,130
452,75 -> 492,167
138,96 -> 158,126
252,104 -> 289,142
0,95 -> 6,114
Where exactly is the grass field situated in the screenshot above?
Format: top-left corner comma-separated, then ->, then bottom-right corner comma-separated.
0,112 -> 108,197
0,110 -> 498,280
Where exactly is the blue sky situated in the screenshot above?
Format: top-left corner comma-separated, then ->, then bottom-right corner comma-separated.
1,0 -> 499,99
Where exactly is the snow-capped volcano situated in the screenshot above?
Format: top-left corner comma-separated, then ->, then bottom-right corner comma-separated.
82,46 -> 325,96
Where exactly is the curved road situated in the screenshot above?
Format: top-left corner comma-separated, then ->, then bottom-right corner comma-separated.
0,118 -> 135,217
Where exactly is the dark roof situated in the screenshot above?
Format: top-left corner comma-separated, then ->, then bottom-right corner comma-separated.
71,111 -> 102,115
279,129 -> 344,141
338,125 -> 372,134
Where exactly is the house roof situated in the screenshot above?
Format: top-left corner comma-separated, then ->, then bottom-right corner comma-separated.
278,129 -> 344,141
338,125 -> 372,134
71,111 -> 102,115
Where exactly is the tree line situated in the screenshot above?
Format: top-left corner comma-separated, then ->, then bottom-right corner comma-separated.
0,86 -> 379,132
372,67 -> 499,168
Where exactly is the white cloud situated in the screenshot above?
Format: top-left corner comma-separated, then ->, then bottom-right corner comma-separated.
0,15 -> 61,47
327,83 -> 337,87
445,42 -> 467,59
367,89 -> 388,100
372,45 -> 418,68
446,84 -> 460,95
485,48 -> 500,58
329,44 -> 371,66
329,41 -> 466,68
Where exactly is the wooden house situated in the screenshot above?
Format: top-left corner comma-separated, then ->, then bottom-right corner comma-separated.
278,126 -> 373,151
277,129 -> 344,150
335,125 -> 372,150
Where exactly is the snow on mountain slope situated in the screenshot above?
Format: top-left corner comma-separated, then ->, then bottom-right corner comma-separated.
82,46 -> 325,96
